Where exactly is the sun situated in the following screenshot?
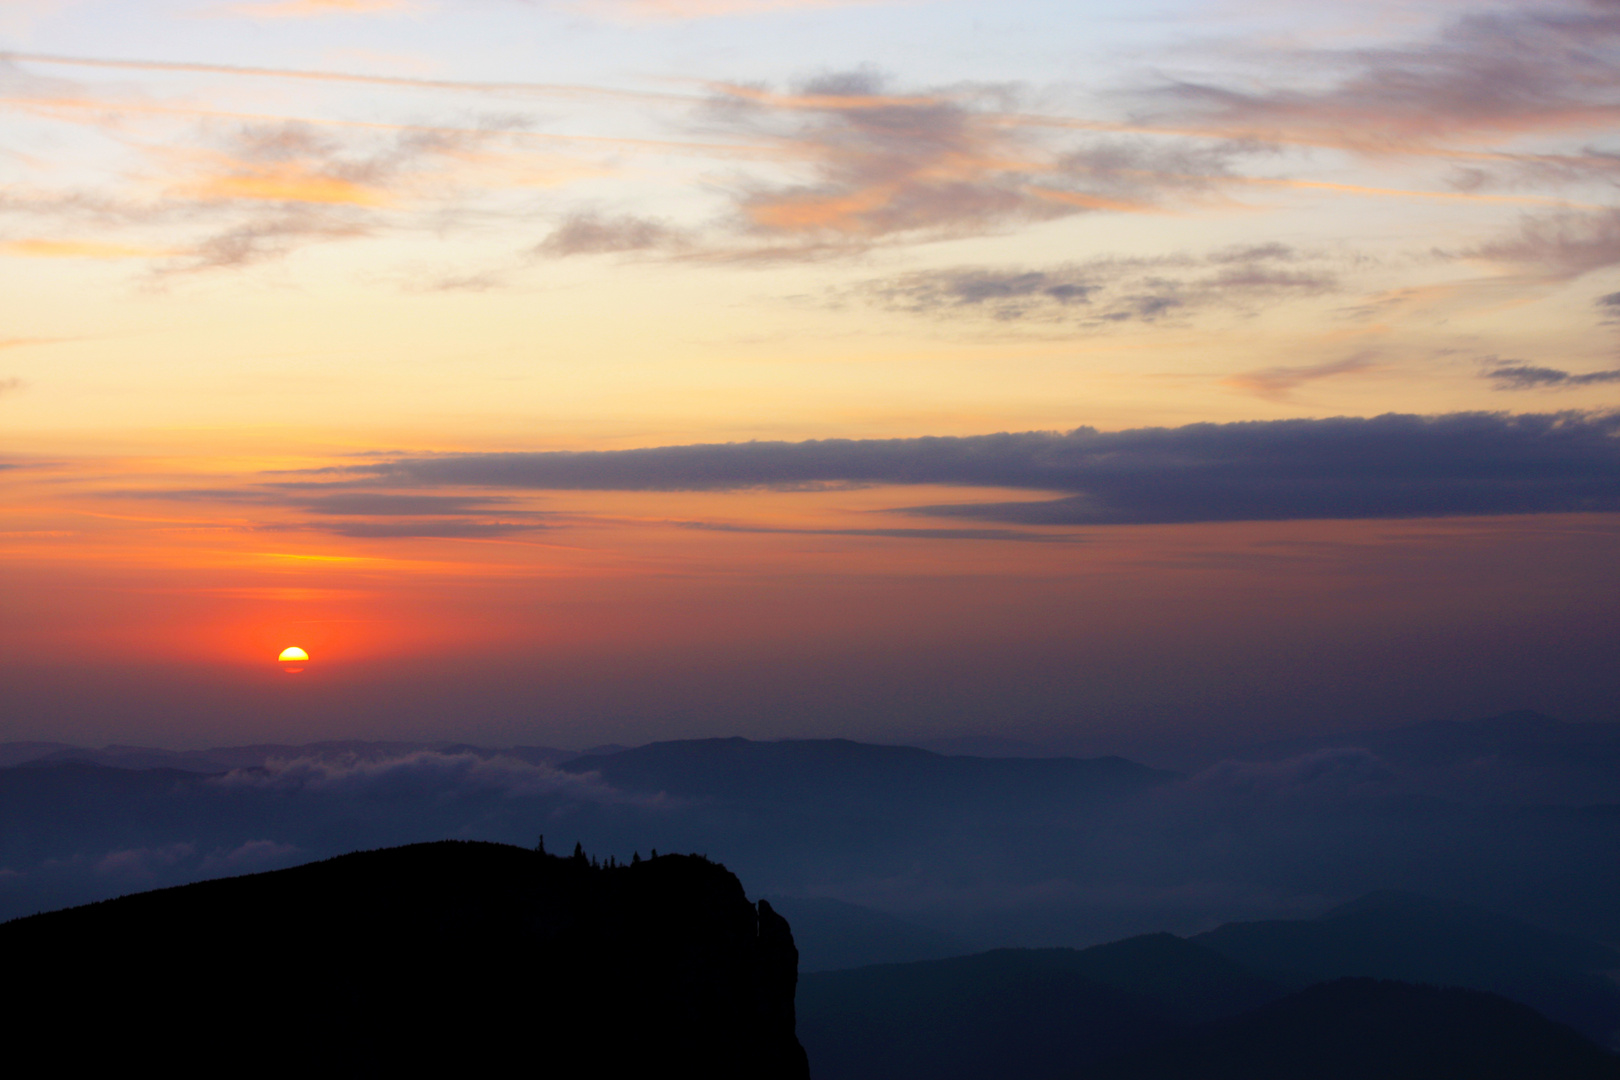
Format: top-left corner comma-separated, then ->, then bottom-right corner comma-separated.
278,646 -> 310,662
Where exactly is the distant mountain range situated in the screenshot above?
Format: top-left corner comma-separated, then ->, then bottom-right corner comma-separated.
1092,979 -> 1620,1080
762,896 -> 970,973
7,709 -> 1615,802
799,890 -> 1620,1077
1193,889 -> 1620,1045
0,738 -> 582,772
3,719 -> 1618,949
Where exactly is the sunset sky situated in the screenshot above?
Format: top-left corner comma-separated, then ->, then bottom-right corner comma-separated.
3,0 -> 1618,753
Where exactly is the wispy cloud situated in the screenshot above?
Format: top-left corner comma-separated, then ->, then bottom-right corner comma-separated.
1153,0 -> 1620,155
167,120 -> 489,209
1,50 -> 688,104
297,520 -> 547,538
536,212 -> 689,256
845,243 -> 1336,327
693,71 -> 1269,256
169,213 -> 370,272
0,59 -> 635,272
209,750 -> 673,808
0,238 -> 179,259
221,0 -> 413,18
1468,208 -> 1620,280
1224,354 -> 1380,402
677,521 -> 1081,543
579,0 -> 895,21
1483,362 -> 1620,389
111,486 -> 549,538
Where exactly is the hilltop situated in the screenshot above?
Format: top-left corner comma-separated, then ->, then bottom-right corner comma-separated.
1,840 -> 808,1076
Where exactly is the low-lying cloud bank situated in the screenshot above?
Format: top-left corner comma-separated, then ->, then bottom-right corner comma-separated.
211,750 -> 673,808
350,411 -> 1620,525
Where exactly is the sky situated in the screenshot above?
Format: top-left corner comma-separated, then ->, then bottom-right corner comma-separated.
2,0 -> 1618,753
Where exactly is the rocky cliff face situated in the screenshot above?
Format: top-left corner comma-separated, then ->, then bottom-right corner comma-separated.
1,840 -> 810,1077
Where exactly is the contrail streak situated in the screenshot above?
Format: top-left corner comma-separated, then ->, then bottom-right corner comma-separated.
1,51 -> 695,106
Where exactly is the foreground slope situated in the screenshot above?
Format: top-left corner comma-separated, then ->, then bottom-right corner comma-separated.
0,840 -> 808,1077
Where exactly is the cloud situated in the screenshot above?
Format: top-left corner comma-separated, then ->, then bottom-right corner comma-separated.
301,519 -> 546,538
171,121 -> 463,210
0,72 -> 571,273
1153,0 -> 1620,154
677,521 -> 1081,543
854,267 -> 1097,320
847,244 -> 1335,326
0,377 -> 23,397
700,72 -> 1270,255
1224,354 -> 1380,402
108,486 -> 549,538
715,71 -> 1062,245
1053,137 -> 1252,202
296,492 -> 523,516
1469,209 -> 1620,279
171,214 -> 370,272
222,0 -> 411,17
536,212 -> 688,256
210,750 -> 673,807
585,0 -> 889,18
1484,363 -> 1620,389
95,843 -> 197,879
0,337 -> 69,351
0,239 -> 178,259
152,121 -> 500,270
2,50 -> 685,105
336,411 -> 1620,525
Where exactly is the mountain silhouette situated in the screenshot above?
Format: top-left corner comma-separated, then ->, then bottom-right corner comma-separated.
796,934 -> 1283,1080
0,840 -> 808,1076
1194,889 -> 1620,1047
1091,977 -> 1620,1079
799,937 -> 1620,1079
761,896 -> 970,971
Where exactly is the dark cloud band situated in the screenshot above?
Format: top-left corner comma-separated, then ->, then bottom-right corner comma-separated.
355,411 -> 1620,525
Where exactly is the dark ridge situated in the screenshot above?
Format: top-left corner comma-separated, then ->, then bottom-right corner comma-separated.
1091,977 -> 1620,1079
1,840 -> 807,1077
796,936 -> 1283,1080
761,895 -> 971,972
1193,890 -> 1620,1045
